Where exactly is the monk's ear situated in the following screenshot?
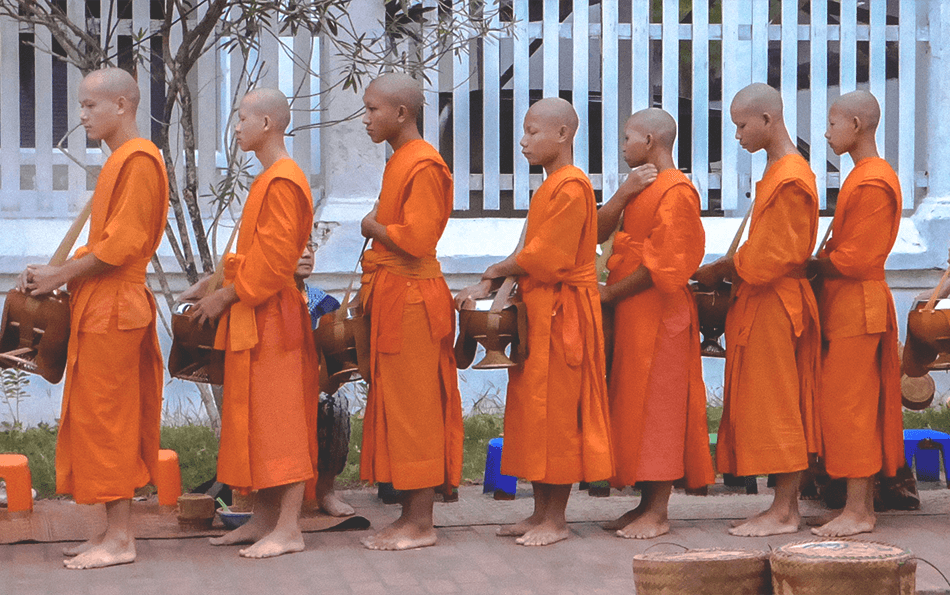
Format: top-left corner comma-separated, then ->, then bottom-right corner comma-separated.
761,112 -> 773,127
396,104 -> 409,123
643,132 -> 654,150
114,95 -> 128,115
851,114 -> 863,133
261,114 -> 271,131
558,124 -> 570,143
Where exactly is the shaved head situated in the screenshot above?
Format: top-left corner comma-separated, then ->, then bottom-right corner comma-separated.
732,82 -> 783,118
526,97 -> 579,137
367,72 -> 424,119
627,108 -> 677,149
242,88 -> 291,131
82,67 -> 140,108
831,90 -> 881,132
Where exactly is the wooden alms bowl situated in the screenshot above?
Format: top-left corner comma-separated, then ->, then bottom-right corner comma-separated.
456,296 -> 524,370
0,288 -> 71,384
690,280 -> 732,358
906,301 -> 950,351
313,303 -> 370,386
168,302 -> 224,385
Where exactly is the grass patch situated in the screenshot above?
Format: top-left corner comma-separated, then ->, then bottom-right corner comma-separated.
0,425 -> 58,498
159,425 -> 219,493
14,403 -> 950,501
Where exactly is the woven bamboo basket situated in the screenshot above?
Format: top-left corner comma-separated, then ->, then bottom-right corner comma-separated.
770,539 -> 915,595
632,548 -> 772,594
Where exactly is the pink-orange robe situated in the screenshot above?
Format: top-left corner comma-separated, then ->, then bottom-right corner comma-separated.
606,169 -> 714,489
716,153 -> 821,477
359,139 -> 464,491
214,158 -> 319,491
818,157 -> 903,478
504,165 -> 613,484
57,138 -> 169,504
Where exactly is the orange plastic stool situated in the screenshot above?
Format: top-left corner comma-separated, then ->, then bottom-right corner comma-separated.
155,449 -> 182,506
0,454 -> 33,512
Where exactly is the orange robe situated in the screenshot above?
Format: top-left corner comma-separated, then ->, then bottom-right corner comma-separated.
503,165 -> 613,484
606,169 -> 714,489
56,138 -> 169,504
818,157 -> 903,478
359,139 -> 464,491
214,158 -> 318,491
716,153 -> 821,477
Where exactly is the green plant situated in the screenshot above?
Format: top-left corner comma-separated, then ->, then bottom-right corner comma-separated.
0,424 -> 58,498
160,425 -> 220,493
0,369 -> 31,431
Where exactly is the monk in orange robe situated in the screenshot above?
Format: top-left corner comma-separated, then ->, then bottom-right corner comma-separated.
18,68 -> 168,569
808,91 -> 903,537
357,73 -> 464,551
598,108 -> 714,539
184,88 -> 318,559
458,98 -> 613,546
694,83 -> 820,536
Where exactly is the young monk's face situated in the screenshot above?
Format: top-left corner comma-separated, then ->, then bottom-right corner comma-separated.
234,98 -> 267,153
77,77 -> 122,142
825,104 -> 858,156
730,104 -> 770,154
519,110 -> 563,166
361,84 -> 402,144
295,242 -> 315,280
621,119 -> 649,168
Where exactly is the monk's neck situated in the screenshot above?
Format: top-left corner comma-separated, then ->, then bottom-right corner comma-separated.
648,152 -> 676,174
541,152 -> 573,177
255,143 -> 291,171
102,122 -> 140,153
846,138 -> 879,165
387,126 -> 423,152
763,135 -> 799,170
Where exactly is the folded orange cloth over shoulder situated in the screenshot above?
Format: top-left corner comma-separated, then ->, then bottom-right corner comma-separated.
503,165 -> 613,484
818,157 -> 903,478
359,139 -> 464,491
214,158 -> 319,491
57,138 -> 168,504
606,169 -> 714,489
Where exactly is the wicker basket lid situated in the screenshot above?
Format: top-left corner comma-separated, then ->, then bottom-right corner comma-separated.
633,548 -> 771,595
771,540 -> 916,595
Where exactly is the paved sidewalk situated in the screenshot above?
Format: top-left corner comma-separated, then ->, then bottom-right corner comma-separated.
2,483 -> 950,595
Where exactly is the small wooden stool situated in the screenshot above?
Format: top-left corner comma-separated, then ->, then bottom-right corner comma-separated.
155,449 -> 182,506
0,453 -> 33,512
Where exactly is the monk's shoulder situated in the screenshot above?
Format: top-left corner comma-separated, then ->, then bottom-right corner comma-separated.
264,159 -> 310,197
853,158 -> 901,195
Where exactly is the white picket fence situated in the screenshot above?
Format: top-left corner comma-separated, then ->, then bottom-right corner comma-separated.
0,0 -> 930,218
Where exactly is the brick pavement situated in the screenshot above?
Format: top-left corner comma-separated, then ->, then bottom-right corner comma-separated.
2,484 -> 949,595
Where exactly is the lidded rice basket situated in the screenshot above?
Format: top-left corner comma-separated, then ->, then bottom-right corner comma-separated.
769,539 -> 915,595
632,548 -> 771,594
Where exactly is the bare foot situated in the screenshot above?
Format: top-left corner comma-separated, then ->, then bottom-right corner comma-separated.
497,514 -> 542,537
319,492 -> 355,518
239,529 -> 305,559
516,521 -> 570,546
811,511 -> 875,537
209,516 -> 269,546
729,511 -> 800,537
617,513 -> 670,540
730,509 -> 767,528
361,522 -> 437,551
63,532 -> 105,557
64,539 -> 136,570
602,507 -> 644,531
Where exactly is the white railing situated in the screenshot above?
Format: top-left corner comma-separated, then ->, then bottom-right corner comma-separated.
0,0 -> 931,219
426,0 -> 927,214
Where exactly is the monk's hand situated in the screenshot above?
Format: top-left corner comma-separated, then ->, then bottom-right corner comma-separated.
618,163 -> 658,201
693,260 -> 725,288
361,204 -> 380,239
598,282 -> 616,306
15,266 -> 36,293
23,264 -> 66,297
189,286 -> 235,326
455,279 -> 493,311
179,275 -> 212,303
